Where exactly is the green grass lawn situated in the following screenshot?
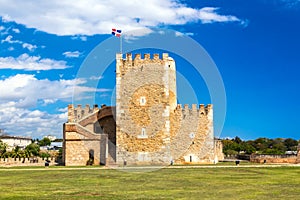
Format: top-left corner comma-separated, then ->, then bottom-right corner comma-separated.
0,166 -> 299,200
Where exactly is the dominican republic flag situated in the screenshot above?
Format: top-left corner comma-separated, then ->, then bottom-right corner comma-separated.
112,28 -> 122,37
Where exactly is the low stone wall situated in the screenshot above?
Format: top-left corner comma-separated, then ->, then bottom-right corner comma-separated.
0,157 -> 58,167
250,154 -> 298,164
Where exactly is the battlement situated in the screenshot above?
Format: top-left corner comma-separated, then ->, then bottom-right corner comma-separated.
119,53 -> 170,62
67,104 -> 100,122
175,104 -> 213,116
116,53 -> 175,75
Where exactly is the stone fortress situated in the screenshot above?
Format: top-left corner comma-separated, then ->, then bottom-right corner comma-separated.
63,53 -> 224,166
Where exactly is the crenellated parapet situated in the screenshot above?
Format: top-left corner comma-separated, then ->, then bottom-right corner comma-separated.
67,104 -> 99,122
116,53 -> 175,76
175,104 -> 213,117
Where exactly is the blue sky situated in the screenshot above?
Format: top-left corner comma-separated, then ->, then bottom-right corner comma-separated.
0,0 -> 299,140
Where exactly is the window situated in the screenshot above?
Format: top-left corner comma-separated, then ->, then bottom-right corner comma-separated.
141,128 -> 146,136
189,132 -> 195,139
140,96 -> 146,106
138,128 -> 148,138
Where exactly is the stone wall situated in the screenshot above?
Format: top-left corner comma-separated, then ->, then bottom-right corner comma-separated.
63,123 -> 102,166
297,144 -> 300,164
67,104 -> 99,123
170,104 -> 215,164
214,139 -> 224,162
116,53 -> 175,165
250,154 -> 298,164
63,106 -> 115,166
250,144 -> 300,164
0,157 -> 58,167
115,53 -> 218,165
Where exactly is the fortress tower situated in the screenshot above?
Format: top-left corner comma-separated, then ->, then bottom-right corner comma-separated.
115,53 -> 220,165
63,53 -> 223,166
116,53 -> 177,165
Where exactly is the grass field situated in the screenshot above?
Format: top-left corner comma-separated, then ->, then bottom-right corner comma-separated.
0,165 -> 299,200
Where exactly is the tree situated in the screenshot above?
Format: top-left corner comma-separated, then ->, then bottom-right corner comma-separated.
25,143 -> 40,156
2,151 -> 10,158
240,142 -> 256,154
39,151 -> 50,159
222,136 -> 299,156
0,140 -> 7,157
58,148 -> 63,159
284,138 -> 298,151
252,138 -> 271,153
11,146 -> 23,159
222,139 -> 241,156
234,136 -> 242,144
38,138 -> 51,146
263,148 -> 284,155
270,138 -> 286,154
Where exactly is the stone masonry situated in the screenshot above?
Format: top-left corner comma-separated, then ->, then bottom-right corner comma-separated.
63,53 -> 224,166
115,53 -> 222,165
63,105 -> 116,166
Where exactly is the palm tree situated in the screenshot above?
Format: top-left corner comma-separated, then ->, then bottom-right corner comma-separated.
2,151 -> 10,160
11,146 -> 22,161
24,148 -> 31,157
0,140 -> 8,158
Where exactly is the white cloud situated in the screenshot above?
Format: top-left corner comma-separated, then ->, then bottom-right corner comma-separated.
0,74 -> 111,138
89,75 -> 103,80
175,31 -> 194,37
58,107 -> 68,112
198,7 -> 240,24
0,74 -> 110,107
0,102 -> 67,138
22,43 -> 37,51
0,74 -> 68,107
2,35 -> 37,51
1,14 -> 11,22
42,99 -> 58,105
279,0 -> 300,6
123,28 -> 153,40
0,53 -> 70,71
185,32 -> 194,36
62,51 -> 81,58
1,35 -> 21,44
79,36 -> 87,41
0,25 -> 9,35
8,46 -> 14,51
12,28 -> 20,33
71,35 -> 87,41
0,0 -> 244,36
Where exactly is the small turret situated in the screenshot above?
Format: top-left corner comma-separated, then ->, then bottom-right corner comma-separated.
68,104 -> 74,122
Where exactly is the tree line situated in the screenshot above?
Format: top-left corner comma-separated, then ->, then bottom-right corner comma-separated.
0,137 -> 60,159
222,136 -> 299,156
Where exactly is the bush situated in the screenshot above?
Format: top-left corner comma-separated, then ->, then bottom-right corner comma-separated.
25,143 -> 40,156
39,138 -> 51,146
39,151 -> 50,159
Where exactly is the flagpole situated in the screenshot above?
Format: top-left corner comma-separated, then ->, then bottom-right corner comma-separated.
120,35 -> 122,54
112,28 -> 122,54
